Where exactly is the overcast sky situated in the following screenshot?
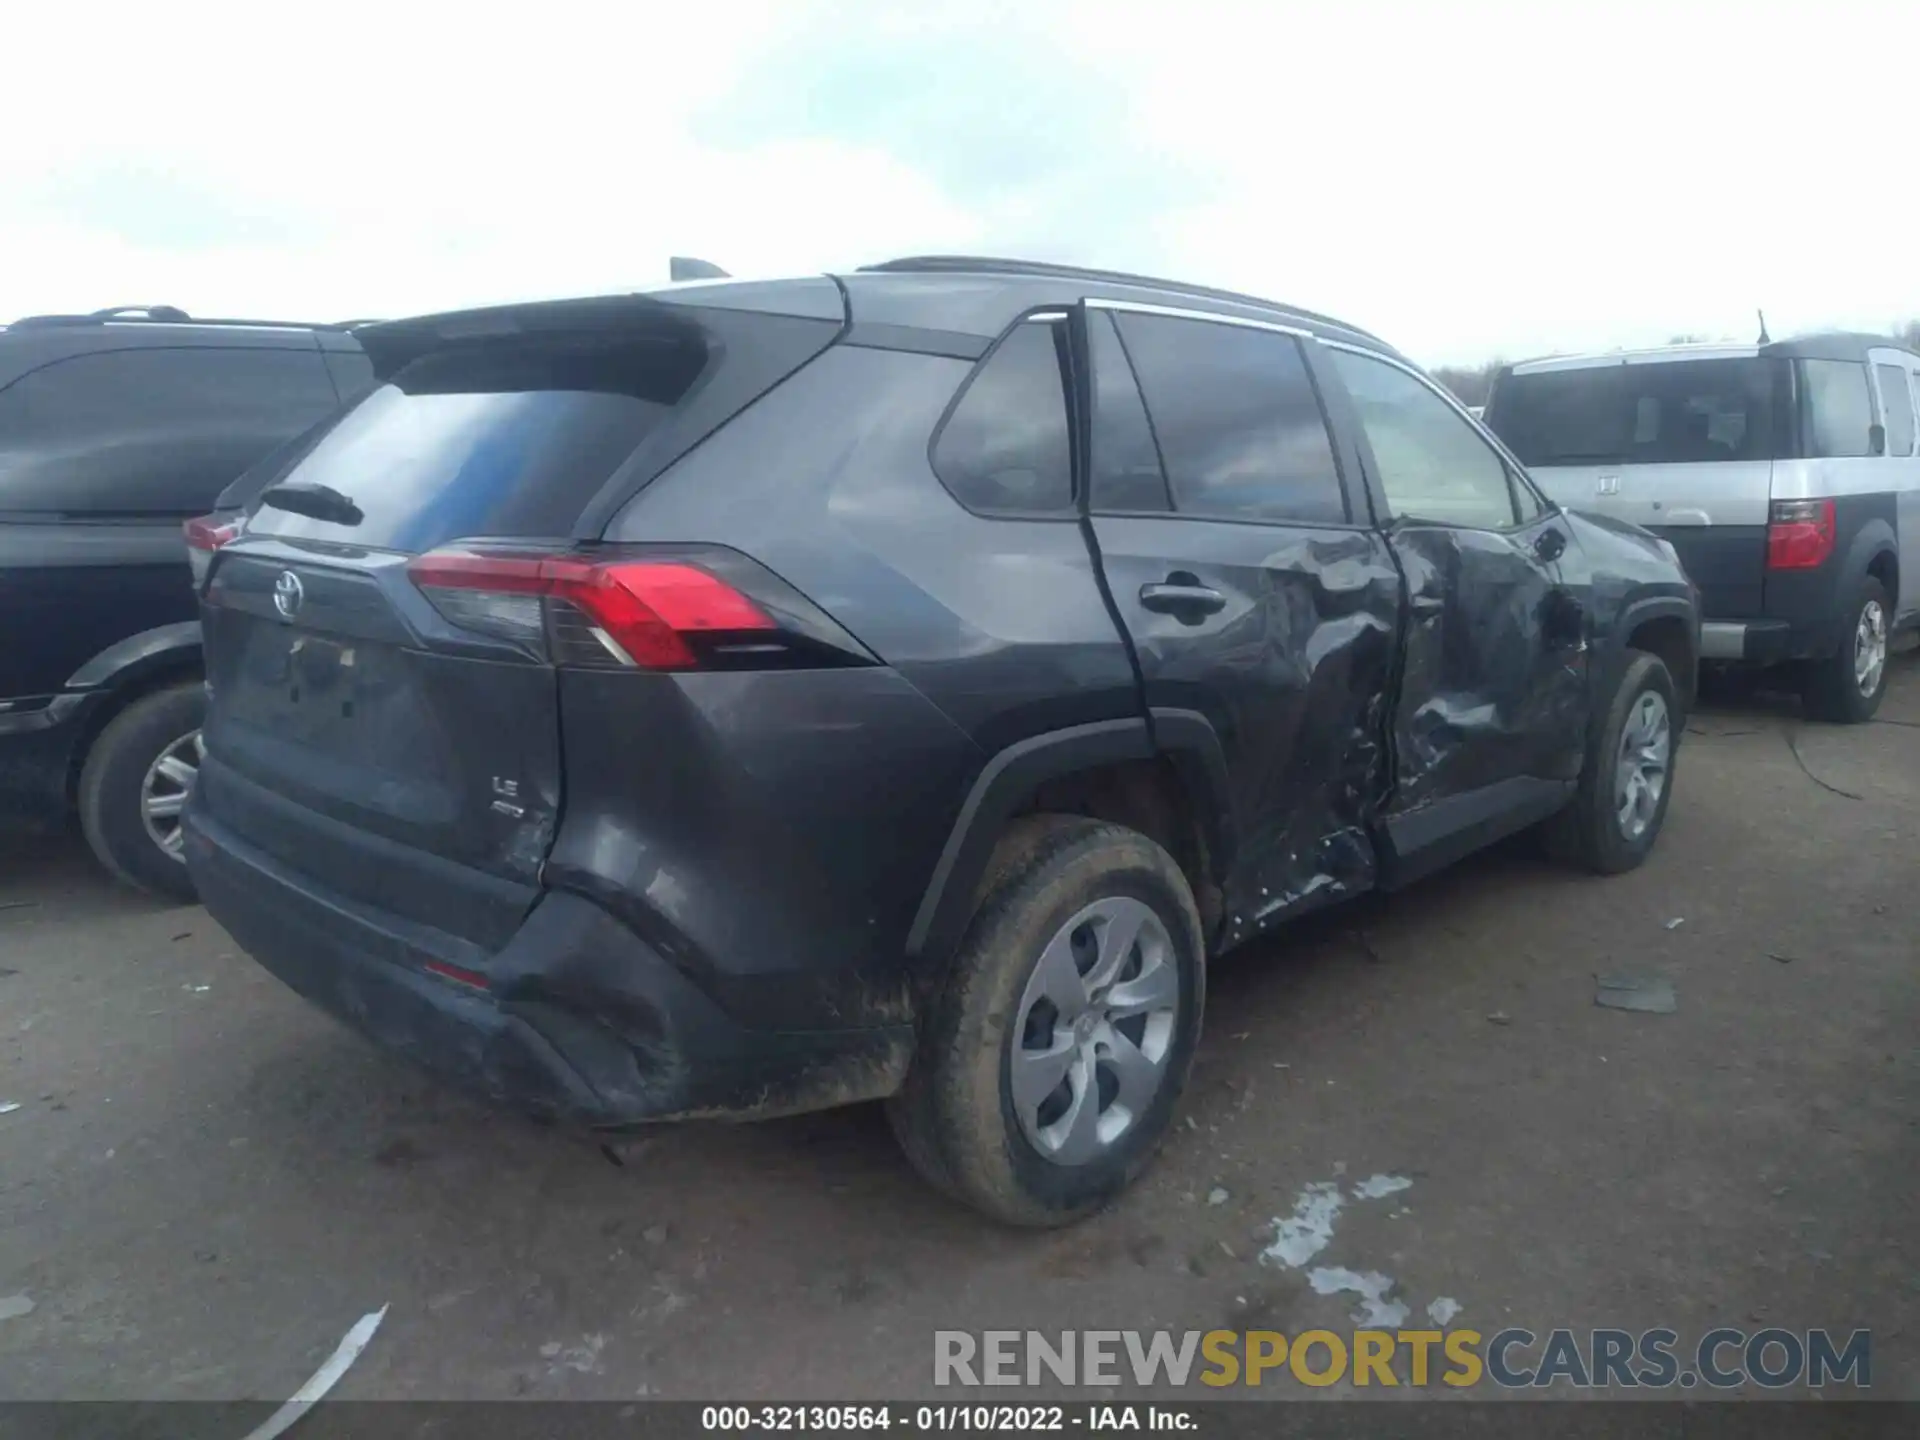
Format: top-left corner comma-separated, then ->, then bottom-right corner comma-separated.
4,0 -> 1916,364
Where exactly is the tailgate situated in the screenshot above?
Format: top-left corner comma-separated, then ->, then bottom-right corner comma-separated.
199,543 -> 559,950
191,289 -> 845,953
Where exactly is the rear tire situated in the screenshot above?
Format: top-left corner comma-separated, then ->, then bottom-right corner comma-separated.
1543,651 -> 1678,875
1801,576 -> 1890,724
887,816 -> 1205,1227
77,681 -> 204,903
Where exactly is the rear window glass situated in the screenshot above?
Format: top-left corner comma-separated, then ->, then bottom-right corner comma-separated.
1486,358 -> 1786,467
0,346 -> 339,515
1799,360 -> 1875,459
244,336 -> 705,550
932,319 -> 1074,514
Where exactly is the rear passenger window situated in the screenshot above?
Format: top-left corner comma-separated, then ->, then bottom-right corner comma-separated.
1874,363 -> 1915,456
1112,312 -> 1345,524
0,347 -> 339,515
933,318 -> 1073,514
1799,360 -> 1875,458
1331,348 -> 1519,529
1088,311 -> 1172,512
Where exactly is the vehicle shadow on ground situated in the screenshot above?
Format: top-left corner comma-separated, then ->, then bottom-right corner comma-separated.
1688,634 -> 1920,730
0,829 -> 194,917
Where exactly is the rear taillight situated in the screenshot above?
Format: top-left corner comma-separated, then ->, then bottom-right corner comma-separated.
1767,498 -> 1836,570
406,547 -> 788,670
184,513 -> 240,588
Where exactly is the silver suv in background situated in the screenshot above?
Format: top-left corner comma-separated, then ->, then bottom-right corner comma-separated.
1485,335 -> 1920,721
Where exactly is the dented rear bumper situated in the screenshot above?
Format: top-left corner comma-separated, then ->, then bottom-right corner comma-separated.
183,803 -> 912,1128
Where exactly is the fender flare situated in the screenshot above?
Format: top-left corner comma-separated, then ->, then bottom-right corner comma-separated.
1838,519 -> 1899,609
1147,708 -> 1236,885
1609,593 -> 1699,693
904,718 -> 1154,962
904,712 -> 1242,964
64,620 -> 203,694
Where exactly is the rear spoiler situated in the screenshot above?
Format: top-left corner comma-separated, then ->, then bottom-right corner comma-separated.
354,294 -> 706,383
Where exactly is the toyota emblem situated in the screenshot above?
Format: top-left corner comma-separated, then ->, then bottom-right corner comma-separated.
273,570 -> 305,620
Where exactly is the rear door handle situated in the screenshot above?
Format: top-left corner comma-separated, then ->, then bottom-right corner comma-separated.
1139,582 -> 1227,617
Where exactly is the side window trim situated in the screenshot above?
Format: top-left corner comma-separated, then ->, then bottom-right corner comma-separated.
924,309 -> 1079,521
1319,337 -> 1556,534
1083,298 -> 1360,529
1086,295 -> 1311,339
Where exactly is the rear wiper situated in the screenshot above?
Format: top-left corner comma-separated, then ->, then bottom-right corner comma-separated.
259,481 -> 364,526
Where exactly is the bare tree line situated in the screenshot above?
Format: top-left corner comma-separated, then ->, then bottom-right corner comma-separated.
1429,319 -> 1920,407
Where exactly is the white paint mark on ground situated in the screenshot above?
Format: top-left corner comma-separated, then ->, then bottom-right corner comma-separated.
1428,1297 -> 1463,1325
0,1294 -> 34,1321
1261,1182 -> 1345,1268
541,1334 -> 607,1376
1351,1173 -> 1413,1200
1308,1267 -> 1409,1327
0,1102 -> 20,1115
240,1304 -> 387,1440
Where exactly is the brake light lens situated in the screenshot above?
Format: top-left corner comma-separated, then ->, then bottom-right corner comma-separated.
1766,498 -> 1836,570
407,549 -> 777,670
183,513 -> 240,588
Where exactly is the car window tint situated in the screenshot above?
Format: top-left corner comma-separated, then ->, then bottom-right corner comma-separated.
0,347 -> 340,516
1089,311 -> 1172,512
1488,358 -> 1787,467
1113,312 -> 1345,524
1333,348 -> 1518,529
933,319 -> 1073,514
1799,360 -> 1875,458
1874,363 -> 1915,456
247,336 -> 704,549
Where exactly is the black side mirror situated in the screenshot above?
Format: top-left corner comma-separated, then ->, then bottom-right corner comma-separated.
1869,423 -> 1887,456
1534,526 -> 1567,563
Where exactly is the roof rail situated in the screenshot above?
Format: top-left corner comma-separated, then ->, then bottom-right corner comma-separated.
6,307 -> 359,332
92,305 -> 192,322
857,255 -> 1382,343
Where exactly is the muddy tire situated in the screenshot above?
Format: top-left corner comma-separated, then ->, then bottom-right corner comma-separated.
77,681 -> 204,903
1543,651 -> 1678,875
1801,576 -> 1891,724
886,815 -> 1205,1227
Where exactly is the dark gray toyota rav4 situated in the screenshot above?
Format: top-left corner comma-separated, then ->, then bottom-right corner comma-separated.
184,258 -> 1698,1225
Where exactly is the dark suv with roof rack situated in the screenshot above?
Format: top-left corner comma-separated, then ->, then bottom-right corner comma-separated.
182,259 -> 1698,1224
0,306 -> 371,898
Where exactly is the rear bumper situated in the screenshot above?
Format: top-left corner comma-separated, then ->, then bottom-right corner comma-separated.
1699,615 -> 1832,665
1700,620 -> 1796,664
183,804 -> 913,1128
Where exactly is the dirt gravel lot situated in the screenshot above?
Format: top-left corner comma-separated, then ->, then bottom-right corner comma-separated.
2,652 -> 1916,1403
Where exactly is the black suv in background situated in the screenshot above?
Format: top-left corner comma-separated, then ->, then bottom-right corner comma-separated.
0,308 -> 370,898
183,260 -> 1698,1224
